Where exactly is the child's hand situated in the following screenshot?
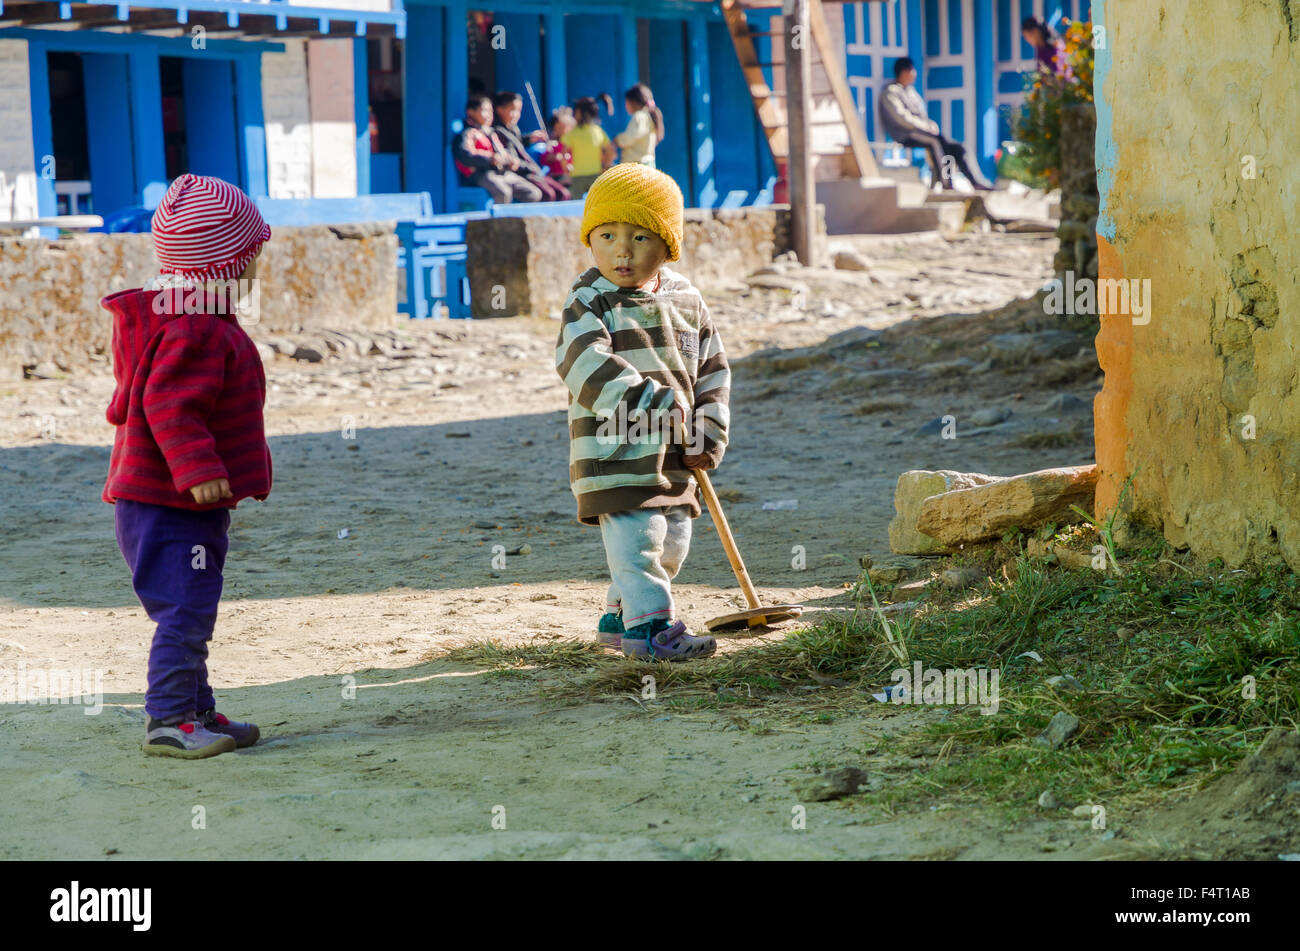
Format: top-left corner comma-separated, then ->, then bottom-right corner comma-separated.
190,478 -> 232,504
683,453 -> 714,471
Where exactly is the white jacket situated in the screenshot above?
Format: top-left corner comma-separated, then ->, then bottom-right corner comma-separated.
879,82 -> 939,141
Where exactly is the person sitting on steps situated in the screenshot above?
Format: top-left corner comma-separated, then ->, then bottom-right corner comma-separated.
879,58 -> 994,192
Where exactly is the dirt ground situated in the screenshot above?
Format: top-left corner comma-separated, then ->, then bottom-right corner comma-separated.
0,230 -> 1269,860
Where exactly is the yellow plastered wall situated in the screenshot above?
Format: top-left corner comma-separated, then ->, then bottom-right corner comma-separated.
1094,0 -> 1300,567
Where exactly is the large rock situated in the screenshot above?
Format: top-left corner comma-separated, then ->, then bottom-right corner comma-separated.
915,465 -> 1098,546
888,469 -> 1003,554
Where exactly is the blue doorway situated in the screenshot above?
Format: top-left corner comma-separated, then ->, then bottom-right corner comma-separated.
643,17 -> 691,199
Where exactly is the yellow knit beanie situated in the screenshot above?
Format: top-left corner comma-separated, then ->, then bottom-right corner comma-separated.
580,164 -> 684,262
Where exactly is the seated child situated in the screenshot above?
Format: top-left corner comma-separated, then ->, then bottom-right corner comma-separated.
529,107 -> 576,185
102,173 -> 272,758
555,164 -> 731,661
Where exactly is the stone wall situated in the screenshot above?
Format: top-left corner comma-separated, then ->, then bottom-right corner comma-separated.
1054,103 -> 1098,283
0,224 -> 397,379
466,204 -> 822,318
1093,0 -> 1300,570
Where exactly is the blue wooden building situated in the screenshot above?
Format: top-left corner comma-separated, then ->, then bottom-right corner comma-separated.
0,1 -> 403,221
839,0 -> 1091,181
398,0 -> 782,214
0,0 -> 1091,225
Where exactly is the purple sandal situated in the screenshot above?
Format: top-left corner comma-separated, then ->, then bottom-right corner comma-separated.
622,620 -> 716,662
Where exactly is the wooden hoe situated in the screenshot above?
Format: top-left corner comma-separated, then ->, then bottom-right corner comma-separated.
695,469 -> 804,632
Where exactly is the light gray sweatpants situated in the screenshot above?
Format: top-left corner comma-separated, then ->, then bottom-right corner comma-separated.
598,505 -> 693,629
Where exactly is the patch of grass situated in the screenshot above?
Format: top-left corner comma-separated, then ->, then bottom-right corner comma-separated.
856,553 -> 1300,817
482,668 -> 535,681
439,640 -> 607,670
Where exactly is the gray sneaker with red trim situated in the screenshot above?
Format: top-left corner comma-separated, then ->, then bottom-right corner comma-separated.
143,713 -> 236,759
199,708 -> 261,749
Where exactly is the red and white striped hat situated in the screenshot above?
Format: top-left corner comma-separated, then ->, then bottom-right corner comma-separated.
151,174 -> 271,282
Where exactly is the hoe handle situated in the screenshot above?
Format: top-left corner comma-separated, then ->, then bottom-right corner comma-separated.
695,469 -> 762,611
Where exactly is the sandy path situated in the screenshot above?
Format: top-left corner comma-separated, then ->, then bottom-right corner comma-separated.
1,232 -> 1120,859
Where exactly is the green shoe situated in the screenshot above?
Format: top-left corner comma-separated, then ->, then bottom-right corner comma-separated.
597,612 -> 625,647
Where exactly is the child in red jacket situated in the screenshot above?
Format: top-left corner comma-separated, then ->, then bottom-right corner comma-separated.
104,174 -> 272,759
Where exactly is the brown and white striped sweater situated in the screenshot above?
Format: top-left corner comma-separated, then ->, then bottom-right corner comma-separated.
556,265 -> 730,525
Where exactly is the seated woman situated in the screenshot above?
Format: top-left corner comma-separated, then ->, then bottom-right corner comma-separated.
1022,16 -> 1066,76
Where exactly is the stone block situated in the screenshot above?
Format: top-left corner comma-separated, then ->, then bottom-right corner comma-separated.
915,465 -> 1098,546
466,205 -> 822,319
0,226 -> 397,379
888,469 -> 1003,555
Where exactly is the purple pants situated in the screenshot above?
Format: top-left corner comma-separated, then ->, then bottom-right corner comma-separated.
115,499 -> 230,720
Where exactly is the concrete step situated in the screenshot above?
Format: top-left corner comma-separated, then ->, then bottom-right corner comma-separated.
922,190 -> 974,203
814,177 -> 965,235
873,164 -> 926,185
979,189 -> 1056,222
895,180 -> 932,208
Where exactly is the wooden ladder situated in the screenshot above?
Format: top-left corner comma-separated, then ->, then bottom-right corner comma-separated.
720,0 -> 880,179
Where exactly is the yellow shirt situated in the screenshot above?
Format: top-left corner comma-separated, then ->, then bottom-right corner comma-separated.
562,124 -> 612,176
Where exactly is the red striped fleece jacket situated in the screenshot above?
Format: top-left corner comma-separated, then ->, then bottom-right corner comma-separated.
101,288 -> 272,510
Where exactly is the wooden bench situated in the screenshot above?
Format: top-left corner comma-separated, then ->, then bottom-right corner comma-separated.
252,193 -> 434,226
457,185 -> 494,212
488,198 -> 585,218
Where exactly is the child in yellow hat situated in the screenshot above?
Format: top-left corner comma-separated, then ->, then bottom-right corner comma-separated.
556,164 -> 730,661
